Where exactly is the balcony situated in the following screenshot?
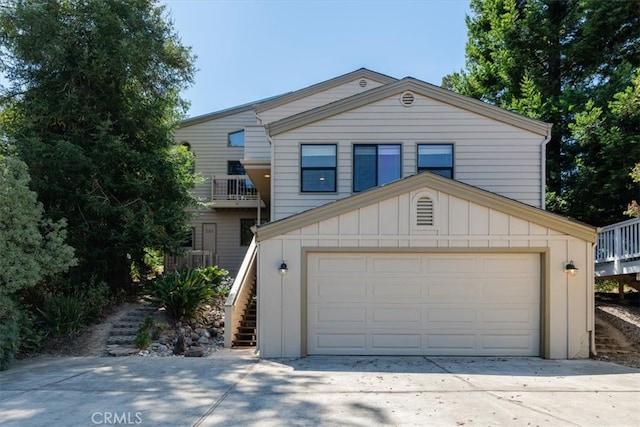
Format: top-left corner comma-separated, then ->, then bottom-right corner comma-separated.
194,175 -> 266,208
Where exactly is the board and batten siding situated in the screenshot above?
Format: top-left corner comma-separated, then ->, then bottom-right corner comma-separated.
270,93 -> 546,221
256,189 -> 594,359
257,78 -> 387,124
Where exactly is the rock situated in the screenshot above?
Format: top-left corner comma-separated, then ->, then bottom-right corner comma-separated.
198,336 -> 209,344
199,330 -> 210,338
208,328 -> 218,338
173,334 -> 185,355
213,321 -> 221,329
185,347 -> 204,357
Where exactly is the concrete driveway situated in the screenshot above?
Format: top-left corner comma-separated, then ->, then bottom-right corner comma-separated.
0,350 -> 639,427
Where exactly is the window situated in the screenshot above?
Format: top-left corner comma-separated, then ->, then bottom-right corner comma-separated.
418,144 -> 453,178
183,227 -> 195,249
353,144 -> 401,192
228,130 -> 245,147
301,145 -> 336,192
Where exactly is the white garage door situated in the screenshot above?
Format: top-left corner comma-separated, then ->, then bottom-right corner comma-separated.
307,252 -> 541,356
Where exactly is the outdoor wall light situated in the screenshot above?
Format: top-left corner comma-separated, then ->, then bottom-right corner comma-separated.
564,261 -> 578,276
278,261 -> 289,276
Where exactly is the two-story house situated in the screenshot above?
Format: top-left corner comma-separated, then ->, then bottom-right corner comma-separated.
175,69 -> 598,360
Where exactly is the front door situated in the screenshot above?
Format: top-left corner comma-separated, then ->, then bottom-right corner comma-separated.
202,223 -> 217,254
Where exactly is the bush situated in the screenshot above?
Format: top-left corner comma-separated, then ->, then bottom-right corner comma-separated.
0,295 -> 21,371
145,266 -> 229,319
36,294 -> 88,336
595,279 -> 620,293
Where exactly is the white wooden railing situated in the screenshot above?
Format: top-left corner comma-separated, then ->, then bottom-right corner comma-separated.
595,217 -> 640,277
224,237 -> 257,348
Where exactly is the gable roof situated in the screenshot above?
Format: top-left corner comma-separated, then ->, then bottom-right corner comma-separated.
176,68 -> 397,129
253,68 -> 397,114
266,77 -> 552,137
254,171 -> 597,243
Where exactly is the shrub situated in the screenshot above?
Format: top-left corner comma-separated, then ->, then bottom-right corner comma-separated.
145,266 -> 229,319
0,295 -> 21,371
595,279 -> 620,293
36,294 -> 88,336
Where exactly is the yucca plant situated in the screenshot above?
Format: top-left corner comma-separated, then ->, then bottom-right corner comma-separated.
145,268 -> 217,319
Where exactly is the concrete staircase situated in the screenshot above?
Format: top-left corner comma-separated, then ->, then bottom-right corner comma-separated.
104,304 -> 157,356
232,282 -> 257,348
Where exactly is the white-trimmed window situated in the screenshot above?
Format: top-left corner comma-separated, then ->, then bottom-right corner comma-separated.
228,130 -> 245,147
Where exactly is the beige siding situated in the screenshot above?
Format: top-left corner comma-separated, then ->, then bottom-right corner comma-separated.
175,109 -> 257,196
257,189 -> 593,358
175,110 -> 261,276
244,125 -> 270,162
188,208 -> 263,277
270,94 -> 545,220
258,78 -> 386,124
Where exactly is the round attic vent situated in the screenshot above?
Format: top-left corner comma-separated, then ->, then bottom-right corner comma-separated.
359,79 -> 368,88
400,91 -> 415,106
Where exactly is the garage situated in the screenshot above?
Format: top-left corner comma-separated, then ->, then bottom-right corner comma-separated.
306,252 -> 541,356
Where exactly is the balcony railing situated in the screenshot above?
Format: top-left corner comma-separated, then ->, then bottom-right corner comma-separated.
211,175 -> 258,201
595,217 -> 640,277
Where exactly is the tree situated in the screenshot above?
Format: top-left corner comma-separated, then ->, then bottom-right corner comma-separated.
0,152 -> 76,295
0,0 -> 197,290
443,0 -> 640,224
571,71 -> 640,223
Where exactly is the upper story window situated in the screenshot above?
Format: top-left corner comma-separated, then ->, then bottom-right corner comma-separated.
417,144 -> 453,178
353,144 -> 401,192
301,144 -> 337,192
228,130 -> 245,147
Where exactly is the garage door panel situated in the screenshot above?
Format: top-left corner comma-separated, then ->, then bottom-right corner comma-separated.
427,282 -> 477,298
426,308 -> 477,324
370,280 -> 422,299
311,278 -> 366,299
314,256 -> 367,273
316,333 -> 366,349
425,257 -> 479,273
307,252 -> 541,356
371,256 -> 422,273
313,306 -> 366,323
371,307 -> 421,324
426,334 -> 476,350
371,334 -> 421,349
481,334 -> 535,351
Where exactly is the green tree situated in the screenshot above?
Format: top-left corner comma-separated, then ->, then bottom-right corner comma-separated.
570,71 -> 640,223
0,0 -> 197,289
443,0 -> 640,224
0,153 -> 76,295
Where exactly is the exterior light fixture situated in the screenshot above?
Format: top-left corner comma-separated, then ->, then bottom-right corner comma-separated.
278,261 -> 289,276
565,261 -> 578,276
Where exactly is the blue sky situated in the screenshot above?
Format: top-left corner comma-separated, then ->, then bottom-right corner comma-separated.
162,0 -> 472,119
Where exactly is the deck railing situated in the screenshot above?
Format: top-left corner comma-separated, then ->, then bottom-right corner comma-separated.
210,175 -> 258,201
595,218 -> 640,264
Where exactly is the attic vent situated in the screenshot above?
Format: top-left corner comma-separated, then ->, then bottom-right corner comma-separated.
416,196 -> 434,226
359,79 -> 368,88
400,91 -> 415,106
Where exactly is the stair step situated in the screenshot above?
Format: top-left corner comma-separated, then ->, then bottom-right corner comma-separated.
110,328 -> 140,336
107,336 -> 137,345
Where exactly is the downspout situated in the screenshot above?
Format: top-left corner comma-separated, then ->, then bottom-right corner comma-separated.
540,124 -> 553,210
